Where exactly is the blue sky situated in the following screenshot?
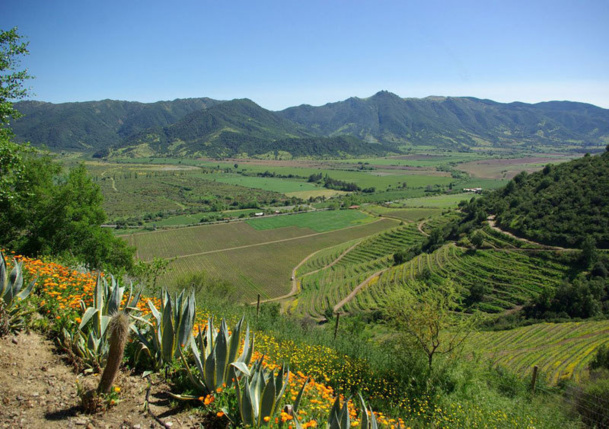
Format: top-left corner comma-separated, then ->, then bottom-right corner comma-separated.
2,0 -> 608,110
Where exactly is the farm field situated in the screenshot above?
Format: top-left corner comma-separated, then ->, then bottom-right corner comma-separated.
393,193 -> 476,208
210,173 -> 319,193
458,154 -> 580,180
158,218 -> 400,301
470,320 -> 609,384
131,210 -> 374,260
246,209 -> 374,232
363,205 -> 444,221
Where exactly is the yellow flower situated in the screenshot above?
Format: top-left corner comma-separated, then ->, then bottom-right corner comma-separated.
114,386 -> 121,393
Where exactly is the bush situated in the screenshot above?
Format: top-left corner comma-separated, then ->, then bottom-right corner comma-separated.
590,345 -> 609,371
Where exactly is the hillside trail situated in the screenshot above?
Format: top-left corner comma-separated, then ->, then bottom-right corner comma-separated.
0,331 -> 196,428
486,216 -> 573,251
417,219 -> 429,237
250,240 -> 362,305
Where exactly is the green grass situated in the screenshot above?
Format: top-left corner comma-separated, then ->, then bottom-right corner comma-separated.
246,210 -> 375,233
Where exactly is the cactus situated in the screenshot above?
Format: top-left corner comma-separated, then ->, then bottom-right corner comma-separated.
97,312 -> 130,394
64,274 -> 140,369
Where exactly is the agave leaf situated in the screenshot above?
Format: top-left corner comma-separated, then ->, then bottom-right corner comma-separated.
177,291 -> 195,350
215,324 -> 229,387
0,253 -> 7,298
227,318 -> 243,363
242,378 -> 255,426
94,275 -> 104,309
79,307 -> 98,331
147,299 -> 161,324
329,396 -> 342,429
230,361 -> 251,378
359,394 -> 369,429
340,399 -> 350,429
259,377 -> 277,426
205,348 -> 216,389
15,276 -> 36,302
205,317 -> 215,359
161,302 -> 174,363
10,261 -> 23,296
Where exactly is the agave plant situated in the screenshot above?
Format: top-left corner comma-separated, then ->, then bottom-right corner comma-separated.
63,273 -> 141,369
0,252 -> 37,334
234,358 -> 292,427
132,288 -> 196,371
181,317 -> 254,394
314,394 -> 378,429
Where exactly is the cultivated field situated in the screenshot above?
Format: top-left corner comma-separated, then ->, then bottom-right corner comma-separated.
128,211 -> 400,301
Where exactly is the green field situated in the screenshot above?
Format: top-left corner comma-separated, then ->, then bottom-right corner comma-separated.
211,174 -> 319,193
246,210 -> 374,232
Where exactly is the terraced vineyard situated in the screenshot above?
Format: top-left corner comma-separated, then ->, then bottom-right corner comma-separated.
470,321 -> 609,384
344,243 -> 570,314
293,224 -> 426,318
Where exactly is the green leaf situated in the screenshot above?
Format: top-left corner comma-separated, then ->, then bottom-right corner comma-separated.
259,377 -> 277,426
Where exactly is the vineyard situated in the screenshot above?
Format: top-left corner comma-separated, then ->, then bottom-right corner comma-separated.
344,244 -> 569,314
470,320 -> 609,384
292,224 -> 427,318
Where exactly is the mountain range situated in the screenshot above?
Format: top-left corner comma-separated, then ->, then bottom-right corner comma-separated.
12,91 -> 609,158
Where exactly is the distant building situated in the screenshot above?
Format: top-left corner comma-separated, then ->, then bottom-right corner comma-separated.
254,212 -> 264,216
463,188 -> 482,194
349,205 -> 360,209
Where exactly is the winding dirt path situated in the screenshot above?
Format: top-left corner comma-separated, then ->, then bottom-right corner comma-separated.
417,219 -> 430,237
487,216 -> 572,251
333,267 -> 390,313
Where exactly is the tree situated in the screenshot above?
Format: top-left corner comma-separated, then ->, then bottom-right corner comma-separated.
0,28 -> 134,271
1,28 -> 31,138
384,281 -> 478,370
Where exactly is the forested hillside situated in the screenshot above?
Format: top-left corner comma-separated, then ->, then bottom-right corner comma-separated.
485,149 -> 609,248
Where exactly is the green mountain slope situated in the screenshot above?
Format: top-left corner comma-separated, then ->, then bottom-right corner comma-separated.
12,98 -> 222,150
279,91 -> 609,150
114,99 -> 391,158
